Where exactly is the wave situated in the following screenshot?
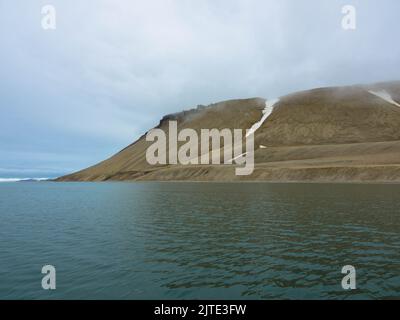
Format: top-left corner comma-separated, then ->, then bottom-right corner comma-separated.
0,178 -> 50,183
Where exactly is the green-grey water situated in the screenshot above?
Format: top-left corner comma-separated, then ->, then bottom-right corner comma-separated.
0,182 -> 399,299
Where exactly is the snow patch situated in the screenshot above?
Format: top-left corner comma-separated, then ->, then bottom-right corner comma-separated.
246,98 -> 280,138
231,152 -> 248,162
368,90 -> 400,108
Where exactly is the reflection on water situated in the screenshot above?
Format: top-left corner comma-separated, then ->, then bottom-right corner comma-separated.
0,182 -> 399,299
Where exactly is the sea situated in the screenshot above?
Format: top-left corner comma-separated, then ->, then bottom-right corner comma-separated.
0,181 -> 399,299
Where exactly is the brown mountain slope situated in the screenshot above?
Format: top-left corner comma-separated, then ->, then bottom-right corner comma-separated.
256,82 -> 400,147
57,81 -> 400,182
58,98 -> 266,181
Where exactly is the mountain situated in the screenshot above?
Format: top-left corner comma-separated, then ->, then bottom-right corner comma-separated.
57,81 -> 400,182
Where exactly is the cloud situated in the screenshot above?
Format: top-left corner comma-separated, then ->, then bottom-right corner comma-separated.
0,0 -> 400,175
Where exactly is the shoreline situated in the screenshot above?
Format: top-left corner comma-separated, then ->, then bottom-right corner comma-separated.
51,179 -> 400,185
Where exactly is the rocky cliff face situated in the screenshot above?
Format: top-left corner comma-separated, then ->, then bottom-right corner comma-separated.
57,81 -> 400,182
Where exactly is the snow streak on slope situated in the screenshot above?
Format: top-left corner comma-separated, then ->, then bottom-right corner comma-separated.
246,98 -> 280,137
231,152 -> 248,162
368,90 -> 400,108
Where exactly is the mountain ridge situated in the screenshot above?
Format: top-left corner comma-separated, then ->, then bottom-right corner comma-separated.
57,81 -> 400,182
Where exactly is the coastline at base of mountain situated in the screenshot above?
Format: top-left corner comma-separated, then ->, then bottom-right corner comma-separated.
57,81 -> 400,183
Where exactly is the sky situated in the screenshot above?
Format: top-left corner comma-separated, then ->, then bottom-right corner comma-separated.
1,0 -> 399,178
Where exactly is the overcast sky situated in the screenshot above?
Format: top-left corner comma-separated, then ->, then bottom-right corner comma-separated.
1,0 -> 399,177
